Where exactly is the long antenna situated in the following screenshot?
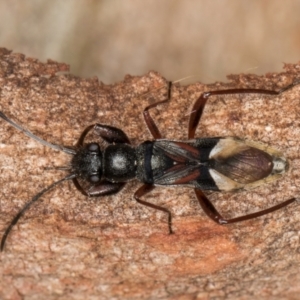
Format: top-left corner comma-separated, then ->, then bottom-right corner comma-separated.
0,111 -> 76,155
1,173 -> 76,251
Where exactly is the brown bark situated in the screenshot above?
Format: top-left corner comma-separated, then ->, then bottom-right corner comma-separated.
0,48 -> 300,299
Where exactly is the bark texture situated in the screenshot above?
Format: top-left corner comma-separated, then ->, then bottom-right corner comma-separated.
0,48 -> 300,299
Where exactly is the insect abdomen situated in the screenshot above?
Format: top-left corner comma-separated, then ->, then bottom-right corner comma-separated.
213,147 -> 273,184
207,137 -> 288,191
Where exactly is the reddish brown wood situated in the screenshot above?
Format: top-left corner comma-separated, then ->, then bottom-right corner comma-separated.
0,48 -> 300,299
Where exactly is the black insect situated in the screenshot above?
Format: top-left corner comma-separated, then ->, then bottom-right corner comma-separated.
0,80 -> 298,251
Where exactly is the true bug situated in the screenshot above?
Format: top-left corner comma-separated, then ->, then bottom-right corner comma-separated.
0,80 -> 298,251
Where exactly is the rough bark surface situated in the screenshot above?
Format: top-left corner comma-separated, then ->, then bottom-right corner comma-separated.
0,48 -> 300,299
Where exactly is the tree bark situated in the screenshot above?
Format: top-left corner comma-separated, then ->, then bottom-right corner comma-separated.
0,48 -> 300,299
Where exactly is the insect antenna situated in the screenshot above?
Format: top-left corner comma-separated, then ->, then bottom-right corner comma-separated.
1,173 -> 76,251
0,111 -> 76,155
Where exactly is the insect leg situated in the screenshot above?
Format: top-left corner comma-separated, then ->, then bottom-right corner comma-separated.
77,124 -> 130,146
143,81 -> 172,139
276,79 -> 300,94
194,189 -> 296,224
73,178 -> 126,196
93,124 -> 130,144
188,88 -> 281,139
134,184 -> 173,234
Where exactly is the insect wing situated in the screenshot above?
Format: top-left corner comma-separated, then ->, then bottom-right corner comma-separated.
152,140 -> 213,187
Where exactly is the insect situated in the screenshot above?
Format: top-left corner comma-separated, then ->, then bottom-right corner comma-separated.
0,80 -> 299,251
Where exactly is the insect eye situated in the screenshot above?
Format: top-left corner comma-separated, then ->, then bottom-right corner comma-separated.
89,174 -> 101,183
88,143 -> 100,153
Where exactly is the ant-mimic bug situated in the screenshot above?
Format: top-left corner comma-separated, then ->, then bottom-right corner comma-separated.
0,80 -> 299,251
